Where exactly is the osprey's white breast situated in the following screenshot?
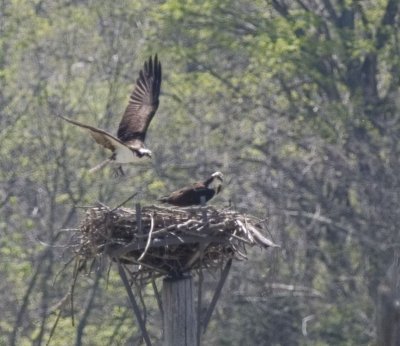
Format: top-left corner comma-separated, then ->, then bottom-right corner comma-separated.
115,146 -> 137,164
209,178 -> 222,191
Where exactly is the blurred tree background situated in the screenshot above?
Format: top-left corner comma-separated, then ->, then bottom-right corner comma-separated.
1,0 -> 400,345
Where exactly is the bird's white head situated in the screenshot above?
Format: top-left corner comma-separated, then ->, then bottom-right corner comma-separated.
137,147 -> 152,158
210,171 -> 224,195
211,171 -> 224,181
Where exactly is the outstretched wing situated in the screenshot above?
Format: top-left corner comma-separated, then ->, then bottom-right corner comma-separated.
59,115 -> 125,152
117,55 -> 162,145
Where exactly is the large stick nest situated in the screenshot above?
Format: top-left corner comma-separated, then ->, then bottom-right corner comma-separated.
73,204 -> 278,279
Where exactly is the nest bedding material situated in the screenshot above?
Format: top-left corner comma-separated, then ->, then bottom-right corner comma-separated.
75,204 -> 277,277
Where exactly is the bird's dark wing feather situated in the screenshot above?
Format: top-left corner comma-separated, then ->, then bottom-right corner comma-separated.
159,183 -> 214,206
117,55 -> 162,145
59,115 -> 126,152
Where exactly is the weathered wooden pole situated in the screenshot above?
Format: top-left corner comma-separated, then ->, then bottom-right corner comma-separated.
377,253 -> 400,346
162,275 -> 197,346
377,283 -> 400,346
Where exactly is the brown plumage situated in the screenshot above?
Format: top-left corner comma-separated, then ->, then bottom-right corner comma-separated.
159,172 -> 224,207
117,55 -> 162,148
59,55 -> 162,173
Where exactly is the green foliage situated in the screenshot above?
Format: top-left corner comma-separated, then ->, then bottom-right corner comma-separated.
1,0 -> 400,345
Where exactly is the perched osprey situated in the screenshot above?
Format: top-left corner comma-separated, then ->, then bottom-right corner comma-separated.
159,172 -> 224,207
60,55 -> 162,174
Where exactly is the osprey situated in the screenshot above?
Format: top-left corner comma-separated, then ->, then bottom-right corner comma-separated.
60,55 -> 162,174
158,172 -> 224,207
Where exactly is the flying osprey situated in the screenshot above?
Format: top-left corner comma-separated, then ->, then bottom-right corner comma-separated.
60,55 -> 162,174
158,172 -> 224,207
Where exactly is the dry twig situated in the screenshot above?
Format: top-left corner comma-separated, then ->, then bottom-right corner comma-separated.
68,204 -> 278,284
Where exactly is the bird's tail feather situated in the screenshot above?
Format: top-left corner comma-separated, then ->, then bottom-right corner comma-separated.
89,159 -> 112,173
158,196 -> 168,203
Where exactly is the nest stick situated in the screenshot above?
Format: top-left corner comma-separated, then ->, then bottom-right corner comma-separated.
117,260 -> 152,346
151,279 -> 163,317
111,192 -> 139,212
202,259 -> 232,334
71,204 -> 276,282
138,214 -> 155,261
